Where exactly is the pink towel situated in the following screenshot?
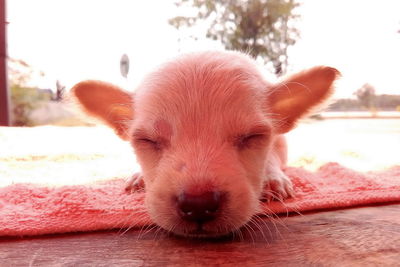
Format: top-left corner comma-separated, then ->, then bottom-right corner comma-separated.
1,162 -> 399,237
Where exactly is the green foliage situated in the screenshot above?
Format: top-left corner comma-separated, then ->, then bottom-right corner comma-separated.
374,95 -> 400,111
354,83 -> 376,110
328,98 -> 363,111
169,0 -> 300,75
10,85 -> 51,126
329,94 -> 400,112
8,58 -> 53,126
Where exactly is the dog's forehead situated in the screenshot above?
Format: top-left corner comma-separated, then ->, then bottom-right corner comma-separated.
132,51 -> 273,136
135,52 -> 268,113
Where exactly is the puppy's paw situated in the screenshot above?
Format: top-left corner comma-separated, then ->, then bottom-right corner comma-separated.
124,172 -> 145,193
261,172 -> 294,203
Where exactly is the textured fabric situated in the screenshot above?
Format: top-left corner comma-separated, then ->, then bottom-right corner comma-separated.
1,162 -> 399,237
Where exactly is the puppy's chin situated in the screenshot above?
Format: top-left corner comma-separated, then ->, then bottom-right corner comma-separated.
149,213 -> 254,239
170,227 -> 234,239
144,184 -> 259,238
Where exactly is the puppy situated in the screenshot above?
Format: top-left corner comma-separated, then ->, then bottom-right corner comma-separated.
72,51 -> 339,238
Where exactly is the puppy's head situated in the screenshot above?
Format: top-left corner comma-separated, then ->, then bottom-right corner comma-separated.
73,51 -> 339,238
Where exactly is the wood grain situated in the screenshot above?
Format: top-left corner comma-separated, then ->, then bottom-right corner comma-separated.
1,203 -> 399,266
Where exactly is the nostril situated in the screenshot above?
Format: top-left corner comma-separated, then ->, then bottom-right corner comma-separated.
177,191 -> 221,223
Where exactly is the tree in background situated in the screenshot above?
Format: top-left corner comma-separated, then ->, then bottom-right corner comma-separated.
8,58 -> 50,126
169,0 -> 300,75
354,83 -> 376,111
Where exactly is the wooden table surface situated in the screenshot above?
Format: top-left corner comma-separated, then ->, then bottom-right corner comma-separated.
1,203 -> 399,267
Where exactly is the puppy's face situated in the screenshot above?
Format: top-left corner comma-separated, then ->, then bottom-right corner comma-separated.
131,53 -> 274,237
73,51 -> 339,238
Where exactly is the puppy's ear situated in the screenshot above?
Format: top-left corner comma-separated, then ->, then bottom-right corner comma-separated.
72,80 -> 133,140
268,66 -> 340,133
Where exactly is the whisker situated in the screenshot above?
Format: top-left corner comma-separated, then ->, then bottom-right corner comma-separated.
117,213 -> 147,236
250,215 -> 269,243
253,214 -> 273,240
243,223 -> 256,245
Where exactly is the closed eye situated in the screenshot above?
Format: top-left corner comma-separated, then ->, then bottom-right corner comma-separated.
235,133 -> 267,149
134,137 -> 162,150
137,138 -> 158,145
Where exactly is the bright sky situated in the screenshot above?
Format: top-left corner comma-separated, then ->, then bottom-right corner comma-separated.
6,0 -> 400,98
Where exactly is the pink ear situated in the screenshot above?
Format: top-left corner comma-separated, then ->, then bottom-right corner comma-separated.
72,80 -> 134,140
268,66 -> 340,133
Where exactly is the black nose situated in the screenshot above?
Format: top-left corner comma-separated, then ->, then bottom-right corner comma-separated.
177,191 -> 221,223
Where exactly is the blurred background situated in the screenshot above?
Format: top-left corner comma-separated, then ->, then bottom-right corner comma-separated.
1,0 -> 400,126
